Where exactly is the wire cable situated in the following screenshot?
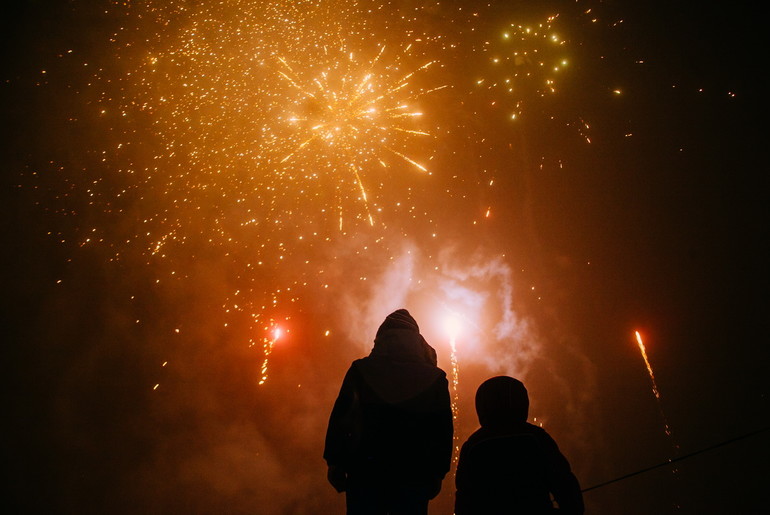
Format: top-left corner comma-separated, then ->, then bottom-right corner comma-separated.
582,425 -> 770,493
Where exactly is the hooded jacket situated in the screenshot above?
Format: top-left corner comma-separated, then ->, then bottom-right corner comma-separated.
455,376 -> 584,514
323,310 -> 453,487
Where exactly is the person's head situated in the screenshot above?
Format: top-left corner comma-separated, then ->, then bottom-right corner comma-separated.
371,309 -> 437,365
475,376 -> 529,427
375,308 -> 419,338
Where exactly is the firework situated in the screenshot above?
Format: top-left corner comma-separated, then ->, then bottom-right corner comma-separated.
57,1 -> 451,385
474,14 -> 568,120
270,43 -> 443,227
257,324 -> 283,385
635,330 -> 661,400
33,0 -> 604,390
445,312 -> 462,462
635,331 -> 678,448
445,313 -> 462,418
635,330 -> 682,504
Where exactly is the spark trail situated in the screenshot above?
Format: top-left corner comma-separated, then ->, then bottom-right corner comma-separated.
635,330 -> 680,473
447,317 -> 461,420
258,324 -> 284,385
635,330 -> 662,402
445,313 -> 462,462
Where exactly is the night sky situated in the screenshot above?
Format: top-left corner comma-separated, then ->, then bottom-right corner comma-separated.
4,1 -> 768,514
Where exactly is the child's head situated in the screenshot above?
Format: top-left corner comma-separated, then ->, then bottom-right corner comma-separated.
475,376 -> 529,427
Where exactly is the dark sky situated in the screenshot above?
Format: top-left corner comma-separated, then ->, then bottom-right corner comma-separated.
3,1 -> 768,514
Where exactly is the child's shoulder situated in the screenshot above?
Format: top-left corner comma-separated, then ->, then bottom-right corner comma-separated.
465,422 -> 547,444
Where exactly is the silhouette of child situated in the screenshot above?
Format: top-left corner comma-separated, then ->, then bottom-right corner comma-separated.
455,376 -> 584,514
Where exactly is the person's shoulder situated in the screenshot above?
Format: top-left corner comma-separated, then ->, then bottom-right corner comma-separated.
461,426 -> 492,448
524,422 -> 547,433
522,422 -> 563,449
345,359 -> 368,378
425,367 -> 448,390
351,356 -> 378,369
523,422 -> 553,438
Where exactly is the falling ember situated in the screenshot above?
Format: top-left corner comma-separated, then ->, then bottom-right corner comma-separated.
635,330 -> 660,400
446,316 -> 461,415
445,314 -> 462,461
258,324 -> 283,386
635,331 -> 679,450
634,332 -> 682,509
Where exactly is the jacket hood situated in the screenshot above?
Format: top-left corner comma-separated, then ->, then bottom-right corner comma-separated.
371,309 -> 437,365
475,376 -> 529,427
370,329 -> 437,366
375,309 -> 420,339
356,310 -> 442,404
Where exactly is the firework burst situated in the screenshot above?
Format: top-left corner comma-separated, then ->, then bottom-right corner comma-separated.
474,14 -> 568,120
270,43 -> 444,227
67,1 -> 451,384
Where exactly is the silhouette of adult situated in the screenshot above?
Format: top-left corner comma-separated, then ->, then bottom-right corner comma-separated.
455,376 -> 584,514
324,309 -> 453,515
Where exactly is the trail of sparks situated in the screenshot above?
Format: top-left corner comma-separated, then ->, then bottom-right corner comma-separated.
449,332 -> 461,462
635,330 -> 662,401
449,333 -> 460,420
257,324 -> 283,386
444,313 -> 463,463
635,330 -> 680,477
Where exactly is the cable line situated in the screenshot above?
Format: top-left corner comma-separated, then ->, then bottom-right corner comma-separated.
582,426 -> 770,493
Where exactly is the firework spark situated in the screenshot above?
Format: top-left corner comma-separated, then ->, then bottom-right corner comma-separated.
475,14 -> 568,120
445,314 -> 462,419
257,324 -> 283,385
635,330 -> 661,401
635,330 -> 678,449
635,330 -> 681,504
445,312 -> 462,462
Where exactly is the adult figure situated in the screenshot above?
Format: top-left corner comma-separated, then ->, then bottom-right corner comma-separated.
455,376 -> 584,514
324,309 -> 453,514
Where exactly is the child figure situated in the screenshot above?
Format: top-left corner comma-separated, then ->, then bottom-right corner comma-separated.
455,376 -> 584,514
